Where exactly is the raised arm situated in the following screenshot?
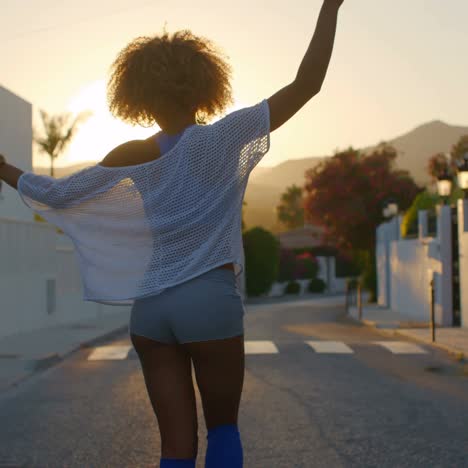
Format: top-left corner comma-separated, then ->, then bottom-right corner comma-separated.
0,154 -> 23,190
267,0 -> 344,133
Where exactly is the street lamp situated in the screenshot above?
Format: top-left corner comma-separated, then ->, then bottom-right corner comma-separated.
436,170 -> 452,205
456,151 -> 468,199
382,198 -> 398,219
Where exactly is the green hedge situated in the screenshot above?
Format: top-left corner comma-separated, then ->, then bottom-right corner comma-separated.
308,278 -> 326,293
401,190 -> 439,238
285,280 -> 301,294
243,227 -> 280,297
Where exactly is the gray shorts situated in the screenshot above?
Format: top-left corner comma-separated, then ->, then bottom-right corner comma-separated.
128,267 -> 245,344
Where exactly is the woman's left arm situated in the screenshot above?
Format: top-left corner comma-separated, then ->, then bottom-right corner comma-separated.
0,155 -> 24,190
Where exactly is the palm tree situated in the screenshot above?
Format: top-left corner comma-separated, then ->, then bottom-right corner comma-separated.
33,110 -> 92,177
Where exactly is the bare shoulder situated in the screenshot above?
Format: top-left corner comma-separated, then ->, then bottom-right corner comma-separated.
99,137 -> 160,168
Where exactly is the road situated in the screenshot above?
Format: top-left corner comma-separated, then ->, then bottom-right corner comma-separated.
1,296 -> 468,467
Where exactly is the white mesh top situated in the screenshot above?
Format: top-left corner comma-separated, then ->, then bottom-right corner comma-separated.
17,99 -> 271,305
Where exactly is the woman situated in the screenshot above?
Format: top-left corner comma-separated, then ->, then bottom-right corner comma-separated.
0,1 -> 344,466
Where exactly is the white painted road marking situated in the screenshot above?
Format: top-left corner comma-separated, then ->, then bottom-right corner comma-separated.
85,341 -> 429,360
244,341 -> 279,354
306,341 -> 354,354
374,341 -> 428,354
87,345 -> 133,360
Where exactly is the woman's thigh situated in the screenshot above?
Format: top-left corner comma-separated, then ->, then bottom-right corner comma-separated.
130,333 -> 198,458
131,267 -> 246,432
182,334 -> 245,430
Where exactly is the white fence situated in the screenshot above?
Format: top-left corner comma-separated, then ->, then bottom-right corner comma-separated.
0,217 -> 131,339
376,201 -> 468,328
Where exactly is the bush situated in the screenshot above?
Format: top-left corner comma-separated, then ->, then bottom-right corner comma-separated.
278,247 -> 296,282
243,227 -> 280,297
400,190 -> 439,238
335,253 -> 362,277
284,280 -> 301,294
346,277 -> 359,290
308,278 -> 326,293
293,252 -> 319,279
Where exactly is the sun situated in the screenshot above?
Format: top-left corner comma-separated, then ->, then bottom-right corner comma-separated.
63,79 -> 245,168
63,80 -> 152,168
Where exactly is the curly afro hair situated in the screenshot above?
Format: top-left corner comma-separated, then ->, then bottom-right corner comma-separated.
106,27 -> 234,128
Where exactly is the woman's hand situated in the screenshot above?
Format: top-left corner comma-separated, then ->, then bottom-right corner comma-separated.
0,154 -> 6,167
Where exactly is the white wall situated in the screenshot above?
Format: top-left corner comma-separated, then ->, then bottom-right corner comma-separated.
389,238 -> 442,323
316,256 -> 347,293
458,199 -> 468,328
376,206 -> 454,326
0,85 -> 33,222
0,218 -> 130,339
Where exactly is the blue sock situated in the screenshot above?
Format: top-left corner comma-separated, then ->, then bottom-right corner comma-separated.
205,423 -> 243,468
160,458 -> 196,468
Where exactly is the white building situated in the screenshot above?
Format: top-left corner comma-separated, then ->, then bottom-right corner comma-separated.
0,85 -> 130,339
0,84 -> 33,222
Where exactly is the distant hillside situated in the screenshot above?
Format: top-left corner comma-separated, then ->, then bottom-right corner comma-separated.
245,120 -> 468,232
33,161 -> 96,177
365,120 -> 468,186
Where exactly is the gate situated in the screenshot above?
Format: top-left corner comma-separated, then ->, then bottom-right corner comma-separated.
451,206 -> 461,326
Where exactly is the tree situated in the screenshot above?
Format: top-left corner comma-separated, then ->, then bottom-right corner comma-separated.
34,110 -> 91,177
303,143 -> 421,301
303,143 -> 421,252
276,184 -> 304,230
427,152 -> 457,181
451,135 -> 468,163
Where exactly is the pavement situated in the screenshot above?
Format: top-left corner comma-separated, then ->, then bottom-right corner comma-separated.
0,309 -> 131,392
348,303 -> 468,359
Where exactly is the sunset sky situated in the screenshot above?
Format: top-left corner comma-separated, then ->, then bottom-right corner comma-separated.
1,0 -> 467,170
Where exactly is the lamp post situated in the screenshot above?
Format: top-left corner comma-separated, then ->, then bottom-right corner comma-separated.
456,151 -> 468,199
436,170 -> 453,205
382,197 -> 398,219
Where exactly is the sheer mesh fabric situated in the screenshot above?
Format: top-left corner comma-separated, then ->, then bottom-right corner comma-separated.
17,99 -> 270,305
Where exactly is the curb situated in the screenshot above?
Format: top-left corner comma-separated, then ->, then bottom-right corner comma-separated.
2,323 -> 129,393
348,313 -> 466,359
393,329 -> 466,359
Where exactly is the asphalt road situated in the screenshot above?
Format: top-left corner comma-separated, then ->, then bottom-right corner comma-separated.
1,296 -> 468,468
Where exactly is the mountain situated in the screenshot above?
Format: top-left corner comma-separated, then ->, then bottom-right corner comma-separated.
244,120 -> 468,232
365,120 -> 468,186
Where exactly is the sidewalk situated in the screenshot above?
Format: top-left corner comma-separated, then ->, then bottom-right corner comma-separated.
0,309 -> 130,393
348,303 -> 468,358
244,291 -> 346,306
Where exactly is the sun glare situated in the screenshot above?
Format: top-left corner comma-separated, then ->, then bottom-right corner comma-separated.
63,79 -> 244,168
64,80 -> 152,168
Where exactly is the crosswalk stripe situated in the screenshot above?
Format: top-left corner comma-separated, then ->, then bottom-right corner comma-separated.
374,341 -> 428,354
85,340 -> 430,360
87,345 -> 133,360
244,341 -> 278,354
306,341 -> 354,354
